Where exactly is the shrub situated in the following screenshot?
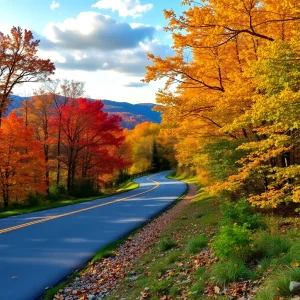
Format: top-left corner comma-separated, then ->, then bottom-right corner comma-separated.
186,235 -> 209,254
69,179 -> 100,198
49,184 -> 68,202
254,232 -> 291,259
158,239 -> 177,252
222,199 -> 265,230
212,224 -> 252,260
210,260 -> 253,285
26,193 -> 41,207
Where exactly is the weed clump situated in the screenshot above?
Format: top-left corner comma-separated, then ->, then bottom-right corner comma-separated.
210,260 -> 253,285
159,239 -> 177,252
186,235 -> 209,254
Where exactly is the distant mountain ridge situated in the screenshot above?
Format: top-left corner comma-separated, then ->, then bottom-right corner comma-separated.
7,95 -> 162,129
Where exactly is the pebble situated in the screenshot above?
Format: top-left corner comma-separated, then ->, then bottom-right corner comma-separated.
290,281 -> 300,294
88,295 -> 97,300
129,275 -> 139,281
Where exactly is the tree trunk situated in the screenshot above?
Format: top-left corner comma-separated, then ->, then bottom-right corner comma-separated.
3,188 -> 9,208
56,126 -> 61,186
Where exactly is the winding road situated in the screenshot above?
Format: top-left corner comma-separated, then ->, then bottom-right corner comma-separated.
0,171 -> 186,300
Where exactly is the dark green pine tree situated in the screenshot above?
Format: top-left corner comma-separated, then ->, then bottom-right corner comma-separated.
151,139 -> 160,172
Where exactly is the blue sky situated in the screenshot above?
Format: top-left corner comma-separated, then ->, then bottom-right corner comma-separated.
0,0 -> 184,103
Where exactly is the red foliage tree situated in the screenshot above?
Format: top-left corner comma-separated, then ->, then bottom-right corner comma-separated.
51,98 -> 129,191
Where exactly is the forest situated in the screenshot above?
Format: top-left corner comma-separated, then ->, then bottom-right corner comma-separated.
144,0 -> 300,211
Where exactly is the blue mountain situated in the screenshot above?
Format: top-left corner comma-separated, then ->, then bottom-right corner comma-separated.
7,95 -> 161,129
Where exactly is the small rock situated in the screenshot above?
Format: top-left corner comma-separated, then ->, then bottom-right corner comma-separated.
144,287 -> 150,292
129,271 -> 136,276
290,281 -> 300,294
130,275 -> 139,281
88,295 -> 97,300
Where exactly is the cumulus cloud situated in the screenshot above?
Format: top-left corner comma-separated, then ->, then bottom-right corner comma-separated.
40,12 -> 173,76
51,40 -> 173,76
43,12 -> 154,51
50,1 -> 60,10
123,81 -> 148,88
92,0 -> 153,18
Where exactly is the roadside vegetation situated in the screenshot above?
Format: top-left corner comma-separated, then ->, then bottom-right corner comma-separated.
107,173 -> 300,299
0,179 -> 138,219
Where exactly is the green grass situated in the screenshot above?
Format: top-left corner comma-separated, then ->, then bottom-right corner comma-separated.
256,267 -> 300,299
167,171 -> 199,185
0,179 -> 139,219
210,260 -> 253,285
166,250 -> 182,264
158,239 -> 177,251
254,232 -> 292,259
186,235 -> 209,254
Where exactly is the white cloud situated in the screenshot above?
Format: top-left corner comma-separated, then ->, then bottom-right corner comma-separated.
92,0 -> 153,18
43,12 -> 155,51
40,12 -> 172,77
38,50 -> 66,63
52,39 -> 173,76
50,1 -> 60,10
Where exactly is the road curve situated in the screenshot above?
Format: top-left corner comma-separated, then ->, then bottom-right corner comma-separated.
0,171 -> 186,300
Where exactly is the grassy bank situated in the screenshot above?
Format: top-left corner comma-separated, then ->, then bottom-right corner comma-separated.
0,179 -> 139,219
107,175 -> 219,299
107,175 -> 300,300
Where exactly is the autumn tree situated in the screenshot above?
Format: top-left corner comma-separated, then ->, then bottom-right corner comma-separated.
144,0 -> 300,208
42,79 -> 85,185
51,98 -> 127,191
124,122 -> 172,174
18,90 -> 55,195
216,39 -> 300,207
0,113 -> 46,207
0,27 -> 55,125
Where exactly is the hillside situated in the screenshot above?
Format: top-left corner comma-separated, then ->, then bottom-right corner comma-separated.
7,95 -> 161,129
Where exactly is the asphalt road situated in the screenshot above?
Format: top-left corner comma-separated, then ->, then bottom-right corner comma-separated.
0,171 -> 186,300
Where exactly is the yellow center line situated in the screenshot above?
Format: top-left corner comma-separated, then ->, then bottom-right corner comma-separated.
0,176 -> 160,235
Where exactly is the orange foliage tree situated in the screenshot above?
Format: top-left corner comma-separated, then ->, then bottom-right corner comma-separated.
0,113 -> 46,207
144,0 -> 300,208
